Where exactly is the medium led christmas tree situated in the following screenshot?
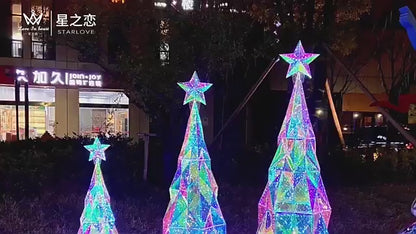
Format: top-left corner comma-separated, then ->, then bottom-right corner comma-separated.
163,71 -> 227,233
78,138 -> 118,234
257,41 -> 331,234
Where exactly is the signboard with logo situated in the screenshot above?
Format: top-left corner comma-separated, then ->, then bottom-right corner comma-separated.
21,9 -> 50,34
55,13 -> 96,35
20,9 -> 97,36
15,68 -> 103,88
23,10 -> 44,26
409,104 -> 416,124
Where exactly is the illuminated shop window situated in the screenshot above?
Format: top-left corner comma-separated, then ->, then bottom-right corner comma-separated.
79,91 -> 129,136
0,105 -> 55,141
79,91 -> 128,105
0,86 -> 55,102
79,108 -> 129,136
0,86 -> 55,141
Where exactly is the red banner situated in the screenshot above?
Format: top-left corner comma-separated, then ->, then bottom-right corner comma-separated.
0,66 -> 16,85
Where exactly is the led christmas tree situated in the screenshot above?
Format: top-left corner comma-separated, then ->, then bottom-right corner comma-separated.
78,138 -> 118,234
257,41 -> 331,234
163,71 -> 227,234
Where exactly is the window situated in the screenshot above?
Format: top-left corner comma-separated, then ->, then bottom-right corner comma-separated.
79,91 -> 128,105
160,42 -> 169,65
79,91 -> 129,136
0,86 -> 55,102
31,1 -> 53,59
79,108 -> 129,136
0,86 -> 55,140
182,0 -> 194,10
0,105 -> 55,141
160,20 -> 169,65
375,113 -> 384,126
11,1 -> 22,58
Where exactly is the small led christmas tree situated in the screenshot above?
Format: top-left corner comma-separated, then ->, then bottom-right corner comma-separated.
163,71 -> 227,233
257,41 -> 331,234
78,138 -> 118,234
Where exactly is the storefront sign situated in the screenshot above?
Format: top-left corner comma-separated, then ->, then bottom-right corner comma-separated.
56,13 -> 97,35
20,9 -> 97,36
15,68 -> 103,88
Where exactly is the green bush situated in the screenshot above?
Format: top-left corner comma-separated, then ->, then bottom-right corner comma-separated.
0,136 -> 150,198
328,147 -> 416,185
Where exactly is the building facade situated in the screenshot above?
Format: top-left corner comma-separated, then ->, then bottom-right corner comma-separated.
270,47 -> 415,134
0,0 -> 149,141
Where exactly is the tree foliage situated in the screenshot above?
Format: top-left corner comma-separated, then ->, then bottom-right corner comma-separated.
248,0 -> 371,55
370,9 -> 416,102
65,0 -> 279,121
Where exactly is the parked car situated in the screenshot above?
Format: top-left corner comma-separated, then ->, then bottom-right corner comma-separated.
346,126 -> 412,149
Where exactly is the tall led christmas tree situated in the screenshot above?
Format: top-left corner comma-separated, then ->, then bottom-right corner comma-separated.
78,138 -> 118,234
257,41 -> 331,234
163,71 -> 227,233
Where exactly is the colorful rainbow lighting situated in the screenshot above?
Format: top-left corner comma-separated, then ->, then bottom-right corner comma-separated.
257,41 -> 331,234
78,138 -> 118,234
163,71 -> 226,233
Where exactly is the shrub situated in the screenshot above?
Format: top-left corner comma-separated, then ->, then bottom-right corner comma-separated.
0,136 -> 151,198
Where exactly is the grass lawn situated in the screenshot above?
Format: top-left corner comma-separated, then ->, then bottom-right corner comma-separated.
1,183 -> 415,233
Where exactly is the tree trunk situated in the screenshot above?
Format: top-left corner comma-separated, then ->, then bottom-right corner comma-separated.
325,79 -> 345,148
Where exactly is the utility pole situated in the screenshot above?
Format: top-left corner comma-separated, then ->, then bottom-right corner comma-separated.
138,133 -> 157,181
24,82 -> 29,139
14,79 -> 20,141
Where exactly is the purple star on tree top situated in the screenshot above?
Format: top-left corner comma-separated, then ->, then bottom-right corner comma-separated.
279,41 -> 320,78
178,71 -> 212,105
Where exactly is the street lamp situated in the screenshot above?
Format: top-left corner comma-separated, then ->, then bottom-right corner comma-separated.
315,109 -> 323,116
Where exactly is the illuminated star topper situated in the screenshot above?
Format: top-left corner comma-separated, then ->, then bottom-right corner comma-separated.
178,71 -> 212,105
84,138 -> 110,162
280,40 -> 319,78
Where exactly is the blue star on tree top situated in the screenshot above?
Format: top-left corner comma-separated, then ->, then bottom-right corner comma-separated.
279,40 -> 320,78
84,137 -> 110,162
178,71 -> 212,105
